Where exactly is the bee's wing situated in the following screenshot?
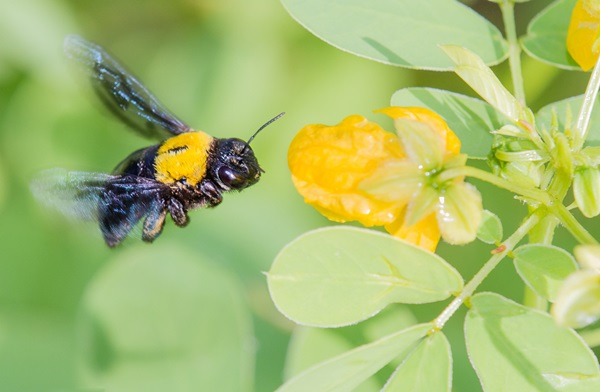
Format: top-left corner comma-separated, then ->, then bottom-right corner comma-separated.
31,169 -> 116,221
31,169 -> 168,246
64,34 -> 193,140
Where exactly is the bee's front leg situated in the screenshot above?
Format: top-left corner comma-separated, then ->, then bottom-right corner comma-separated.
167,197 -> 189,227
199,180 -> 223,207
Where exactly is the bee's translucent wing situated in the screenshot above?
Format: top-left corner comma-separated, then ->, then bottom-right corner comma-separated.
31,169 -> 115,221
64,34 -> 192,140
31,169 -> 168,246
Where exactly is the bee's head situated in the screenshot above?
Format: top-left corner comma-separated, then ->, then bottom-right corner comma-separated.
213,138 -> 262,191
211,112 -> 285,191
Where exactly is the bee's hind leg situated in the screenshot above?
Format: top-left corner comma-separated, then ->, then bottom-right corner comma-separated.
142,208 -> 167,242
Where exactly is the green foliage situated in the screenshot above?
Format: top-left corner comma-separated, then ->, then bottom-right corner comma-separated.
79,246 -> 254,392
521,0 -> 579,70
382,332 -> 451,392
268,227 -> 463,327
465,293 -> 600,391
513,244 -> 578,301
391,88 -> 506,159
477,210 -> 504,244
284,305 -> 417,391
5,0 -> 600,391
277,323 -> 432,392
280,0 -> 508,70
536,96 -> 600,146
441,44 -> 532,123
269,0 -> 600,391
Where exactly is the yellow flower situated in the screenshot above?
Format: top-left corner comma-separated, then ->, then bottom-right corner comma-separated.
567,0 -> 600,71
288,107 -> 482,252
288,114 -> 405,226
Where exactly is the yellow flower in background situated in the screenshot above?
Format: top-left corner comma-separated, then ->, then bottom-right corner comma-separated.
567,0 -> 600,71
288,107 -> 482,252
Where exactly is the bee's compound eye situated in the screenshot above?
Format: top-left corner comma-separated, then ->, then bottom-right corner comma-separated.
217,166 -> 247,189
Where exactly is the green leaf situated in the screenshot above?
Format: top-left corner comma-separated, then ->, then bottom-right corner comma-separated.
521,0 -> 579,70
513,244 -> 578,302
280,0 -> 508,70
559,377 -> 600,392
284,305 -> 417,391
441,45 -> 532,123
382,332 -> 451,392
268,227 -> 463,327
277,323 -> 432,392
465,293 -> 600,392
285,328 -> 381,392
79,246 -> 253,392
390,88 -> 510,159
477,210 -> 503,244
536,96 -> 600,147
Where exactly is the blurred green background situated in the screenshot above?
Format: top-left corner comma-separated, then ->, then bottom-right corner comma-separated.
0,0 -> 596,391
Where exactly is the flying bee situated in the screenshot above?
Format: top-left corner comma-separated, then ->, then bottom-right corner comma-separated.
31,35 -> 284,247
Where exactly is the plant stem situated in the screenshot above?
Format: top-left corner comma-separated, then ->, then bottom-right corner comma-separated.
523,285 -> 547,311
574,55 -> 600,152
550,203 -> 598,245
499,0 -> 526,104
433,210 -> 542,330
441,166 -> 596,244
438,166 -> 552,204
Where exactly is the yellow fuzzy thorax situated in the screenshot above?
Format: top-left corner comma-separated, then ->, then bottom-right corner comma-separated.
154,131 -> 214,186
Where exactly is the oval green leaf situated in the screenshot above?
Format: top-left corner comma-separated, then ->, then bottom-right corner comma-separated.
268,227 -> 463,327
521,0 -> 579,70
284,329 -> 381,392
477,210 -> 503,244
390,88 -> 510,159
280,0 -> 508,70
79,246 -> 253,392
382,331 -> 451,392
284,305 -> 416,391
536,95 -> 600,147
465,293 -> 600,392
514,244 -> 578,302
277,323 -> 432,392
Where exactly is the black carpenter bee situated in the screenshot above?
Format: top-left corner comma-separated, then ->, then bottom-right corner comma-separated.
31,35 -> 284,247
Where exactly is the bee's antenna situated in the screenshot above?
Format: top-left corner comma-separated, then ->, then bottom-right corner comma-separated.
245,112 -> 286,148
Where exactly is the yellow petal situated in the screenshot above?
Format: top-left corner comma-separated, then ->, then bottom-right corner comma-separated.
288,115 -> 406,226
385,212 -> 441,252
567,0 -> 600,71
375,107 -> 461,157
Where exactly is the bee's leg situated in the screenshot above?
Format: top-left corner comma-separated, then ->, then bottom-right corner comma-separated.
168,198 -> 189,227
142,208 -> 167,243
199,180 -> 223,207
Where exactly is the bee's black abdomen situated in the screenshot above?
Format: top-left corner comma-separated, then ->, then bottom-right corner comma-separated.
112,145 -> 159,178
98,176 -> 166,247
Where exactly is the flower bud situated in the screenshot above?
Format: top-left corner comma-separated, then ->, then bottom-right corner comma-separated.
574,245 -> 600,270
573,166 -> 600,218
552,270 -> 600,328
